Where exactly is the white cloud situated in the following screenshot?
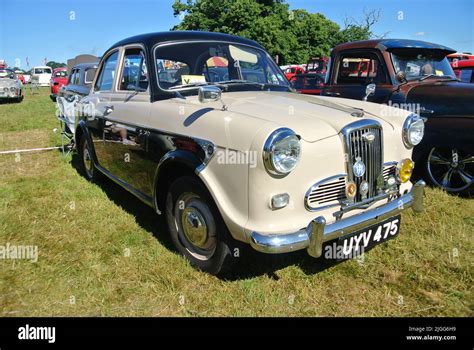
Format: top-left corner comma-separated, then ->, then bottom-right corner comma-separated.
414,31 -> 426,36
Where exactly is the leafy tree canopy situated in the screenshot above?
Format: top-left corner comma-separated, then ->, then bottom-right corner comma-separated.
172,0 -> 380,65
46,61 -> 67,69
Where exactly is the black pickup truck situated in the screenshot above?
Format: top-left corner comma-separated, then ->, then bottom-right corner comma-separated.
322,39 -> 474,195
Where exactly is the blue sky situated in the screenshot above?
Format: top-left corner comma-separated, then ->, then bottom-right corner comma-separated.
0,0 -> 472,69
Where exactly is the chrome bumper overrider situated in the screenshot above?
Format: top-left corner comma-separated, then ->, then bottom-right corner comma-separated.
250,180 -> 426,257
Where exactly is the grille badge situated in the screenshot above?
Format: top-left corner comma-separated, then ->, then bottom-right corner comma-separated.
353,157 -> 366,178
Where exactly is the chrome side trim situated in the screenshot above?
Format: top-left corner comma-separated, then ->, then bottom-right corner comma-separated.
249,180 -> 426,257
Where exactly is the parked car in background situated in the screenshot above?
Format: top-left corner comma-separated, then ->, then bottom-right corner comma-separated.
14,70 -> 26,84
447,52 -> 474,63
31,66 -> 52,86
306,57 -> 328,74
74,31 -> 425,275
290,73 -> 325,95
50,67 -> 68,101
450,59 -> 474,82
0,68 -> 23,102
322,39 -> 474,195
58,62 -> 98,99
283,65 -> 305,80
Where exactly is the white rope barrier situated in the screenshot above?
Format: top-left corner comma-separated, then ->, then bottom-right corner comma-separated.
0,146 -> 62,155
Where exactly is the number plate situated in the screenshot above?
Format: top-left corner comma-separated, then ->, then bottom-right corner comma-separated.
336,215 -> 401,257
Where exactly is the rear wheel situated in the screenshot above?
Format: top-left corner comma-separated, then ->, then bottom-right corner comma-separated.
165,176 -> 241,275
426,147 -> 474,194
79,136 -> 98,182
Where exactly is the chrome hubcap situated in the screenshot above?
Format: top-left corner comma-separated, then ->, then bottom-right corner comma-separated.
427,148 -> 474,192
175,194 -> 217,260
181,208 -> 208,248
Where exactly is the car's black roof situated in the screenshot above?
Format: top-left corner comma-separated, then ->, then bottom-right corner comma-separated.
107,31 -> 265,52
333,39 -> 456,54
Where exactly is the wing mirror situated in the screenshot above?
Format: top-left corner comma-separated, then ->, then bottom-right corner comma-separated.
198,85 -> 221,103
363,83 -> 376,101
396,71 -> 407,83
198,86 -> 227,110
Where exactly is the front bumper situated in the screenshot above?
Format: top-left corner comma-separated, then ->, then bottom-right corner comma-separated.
250,180 -> 426,257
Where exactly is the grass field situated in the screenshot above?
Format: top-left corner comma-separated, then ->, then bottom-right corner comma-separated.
0,88 -> 472,316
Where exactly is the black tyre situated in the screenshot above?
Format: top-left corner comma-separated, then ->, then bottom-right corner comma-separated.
79,136 -> 99,182
426,147 -> 474,194
165,176 -> 242,275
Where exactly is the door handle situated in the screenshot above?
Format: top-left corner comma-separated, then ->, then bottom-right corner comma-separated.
104,105 -> 114,116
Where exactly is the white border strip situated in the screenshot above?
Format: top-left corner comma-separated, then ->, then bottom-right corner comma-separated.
0,147 -> 61,155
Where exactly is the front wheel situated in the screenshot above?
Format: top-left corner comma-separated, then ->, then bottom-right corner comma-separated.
165,176 -> 242,275
426,147 -> 474,194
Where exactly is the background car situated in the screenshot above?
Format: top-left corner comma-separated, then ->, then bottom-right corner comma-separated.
0,68 -> 23,102
283,65 -> 305,80
31,66 -> 52,86
50,67 -> 68,101
322,39 -> 474,195
290,73 -> 325,95
58,62 -> 98,99
450,59 -> 474,82
14,70 -> 26,84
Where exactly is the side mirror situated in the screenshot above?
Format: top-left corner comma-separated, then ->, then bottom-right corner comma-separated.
396,71 -> 407,83
198,85 -> 222,103
363,83 -> 376,101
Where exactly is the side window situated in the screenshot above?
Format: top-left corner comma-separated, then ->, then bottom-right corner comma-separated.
95,51 -> 119,92
119,48 -> 148,91
460,68 -> 474,83
73,70 -> 81,85
337,53 -> 387,85
84,68 -> 97,85
68,70 -> 76,84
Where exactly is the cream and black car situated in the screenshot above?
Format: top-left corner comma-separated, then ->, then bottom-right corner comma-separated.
76,31 -> 426,274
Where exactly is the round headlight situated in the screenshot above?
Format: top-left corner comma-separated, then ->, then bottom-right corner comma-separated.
263,128 -> 301,175
403,114 -> 424,148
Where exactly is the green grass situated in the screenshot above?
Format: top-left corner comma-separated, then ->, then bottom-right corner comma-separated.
0,88 -> 472,316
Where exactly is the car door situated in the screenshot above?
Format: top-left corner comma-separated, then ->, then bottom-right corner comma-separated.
86,46 -> 153,198
322,50 -> 393,103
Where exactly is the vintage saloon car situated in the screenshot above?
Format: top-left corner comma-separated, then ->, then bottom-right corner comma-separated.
322,39 -> 474,194
0,68 -> 23,102
75,32 -> 425,274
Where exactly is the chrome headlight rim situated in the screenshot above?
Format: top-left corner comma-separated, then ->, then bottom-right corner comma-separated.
263,128 -> 301,176
403,114 -> 425,149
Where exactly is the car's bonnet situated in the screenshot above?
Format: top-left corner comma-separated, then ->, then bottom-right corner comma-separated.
220,91 -> 397,142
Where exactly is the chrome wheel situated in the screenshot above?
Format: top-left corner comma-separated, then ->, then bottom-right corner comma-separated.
82,140 -> 94,179
427,147 -> 474,192
174,193 -> 217,260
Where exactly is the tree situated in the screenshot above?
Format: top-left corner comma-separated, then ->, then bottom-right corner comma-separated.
172,0 -> 380,64
46,61 -> 66,70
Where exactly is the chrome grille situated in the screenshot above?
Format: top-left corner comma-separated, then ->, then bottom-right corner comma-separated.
383,163 -> 397,181
343,120 -> 383,202
305,175 -> 346,210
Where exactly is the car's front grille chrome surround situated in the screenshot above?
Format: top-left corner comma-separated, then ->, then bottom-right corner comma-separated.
341,119 -> 384,203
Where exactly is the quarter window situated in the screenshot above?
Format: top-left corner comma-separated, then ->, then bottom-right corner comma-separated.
459,68 -> 474,83
95,51 -> 119,91
119,48 -> 149,91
